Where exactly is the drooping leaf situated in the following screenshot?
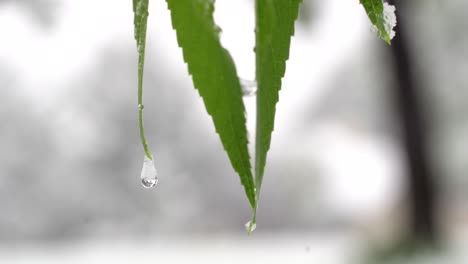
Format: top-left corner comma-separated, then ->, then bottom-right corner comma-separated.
255,0 -> 302,198
166,0 -> 256,209
360,0 -> 397,44
133,0 -> 153,160
133,0 -> 148,44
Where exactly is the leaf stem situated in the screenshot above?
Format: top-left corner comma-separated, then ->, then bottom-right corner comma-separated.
136,0 -> 152,160
139,104 -> 152,160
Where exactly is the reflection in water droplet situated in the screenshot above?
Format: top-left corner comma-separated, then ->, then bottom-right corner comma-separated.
240,78 -> 257,97
138,104 -> 145,111
141,177 -> 158,189
140,155 -> 158,189
245,220 -> 257,233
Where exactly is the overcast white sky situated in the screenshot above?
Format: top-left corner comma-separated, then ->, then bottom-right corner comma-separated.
0,0 -> 367,110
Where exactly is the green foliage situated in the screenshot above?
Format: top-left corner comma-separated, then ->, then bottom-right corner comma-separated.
131,0 -> 395,233
254,0 -> 302,199
165,0 -> 256,210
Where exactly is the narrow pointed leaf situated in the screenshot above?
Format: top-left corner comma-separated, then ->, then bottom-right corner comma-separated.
360,0 -> 397,44
166,0 -> 256,209
133,0 -> 153,160
255,0 -> 301,196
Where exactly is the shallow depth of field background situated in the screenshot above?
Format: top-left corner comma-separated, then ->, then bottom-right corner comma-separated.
0,0 -> 467,263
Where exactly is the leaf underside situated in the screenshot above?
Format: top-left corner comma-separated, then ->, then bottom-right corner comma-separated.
166,0 -> 256,209
360,0 -> 392,44
255,0 -> 302,197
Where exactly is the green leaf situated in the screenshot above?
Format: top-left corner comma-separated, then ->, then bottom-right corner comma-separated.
166,0 -> 256,209
133,0 -> 153,160
255,0 -> 302,198
360,0 -> 397,44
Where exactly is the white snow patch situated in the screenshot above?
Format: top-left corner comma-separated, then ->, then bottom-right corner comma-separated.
383,3 -> 397,40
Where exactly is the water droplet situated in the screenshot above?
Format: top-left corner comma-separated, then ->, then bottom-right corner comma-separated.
214,25 -> 223,36
141,177 -> 158,189
140,155 -> 158,189
138,104 -> 145,111
240,78 -> 257,97
370,25 -> 378,34
245,220 -> 256,233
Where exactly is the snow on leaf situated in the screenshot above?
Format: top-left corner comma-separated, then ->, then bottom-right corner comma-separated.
360,0 -> 397,44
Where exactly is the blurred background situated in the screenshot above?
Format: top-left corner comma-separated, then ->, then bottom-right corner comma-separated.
0,0 -> 467,263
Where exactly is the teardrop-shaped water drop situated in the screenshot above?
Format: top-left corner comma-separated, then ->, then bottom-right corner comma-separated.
245,220 -> 256,233
140,155 -> 158,189
240,78 -> 257,97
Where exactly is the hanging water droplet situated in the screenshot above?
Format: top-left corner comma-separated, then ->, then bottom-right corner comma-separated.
141,177 -> 158,188
245,220 -> 256,233
140,155 -> 158,189
240,78 -> 257,97
138,104 -> 145,111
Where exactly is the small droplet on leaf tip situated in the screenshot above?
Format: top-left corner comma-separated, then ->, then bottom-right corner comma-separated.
245,220 -> 257,234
